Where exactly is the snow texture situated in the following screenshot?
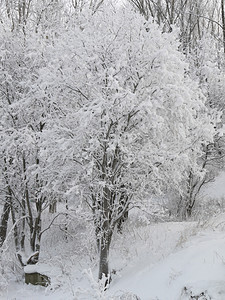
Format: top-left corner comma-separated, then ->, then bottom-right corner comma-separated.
3,215 -> 225,300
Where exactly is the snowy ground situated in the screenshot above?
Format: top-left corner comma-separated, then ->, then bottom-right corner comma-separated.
3,213 -> 225,300
2,175 -> 225,300
110,216 -> 225,300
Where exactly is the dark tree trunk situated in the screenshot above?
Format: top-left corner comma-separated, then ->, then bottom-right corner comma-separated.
117,210 -> 128,233
0,200 -> 11,247
49,201 -> 57,213
29,207 -> 42,264
98,186 -> 112,284
98,229 -> 112,287
221,0 -> 225,53
11,203 -> 19,252
98,234 -> 110,280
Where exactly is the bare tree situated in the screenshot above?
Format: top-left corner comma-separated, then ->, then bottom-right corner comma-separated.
129,0 -> 224,52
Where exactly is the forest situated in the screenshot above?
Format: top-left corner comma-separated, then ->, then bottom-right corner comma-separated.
1,0 -> 225,299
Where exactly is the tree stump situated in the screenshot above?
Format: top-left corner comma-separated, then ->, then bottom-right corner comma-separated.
24,264 -> 51,287
25,272 -> 50,287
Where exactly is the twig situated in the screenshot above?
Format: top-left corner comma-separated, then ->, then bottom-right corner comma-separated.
39,213 -> 69,238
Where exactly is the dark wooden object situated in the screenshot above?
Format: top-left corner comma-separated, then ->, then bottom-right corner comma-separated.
25,272 -> 50,287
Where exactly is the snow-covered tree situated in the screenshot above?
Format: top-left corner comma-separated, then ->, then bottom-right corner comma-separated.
173,34 -> 225,220
35,3 -> 216,282
0,0 -> 220,286
0,21 -> 61,264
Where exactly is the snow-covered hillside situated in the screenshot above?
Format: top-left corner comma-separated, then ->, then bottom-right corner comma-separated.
110,215 -> 225,300
3,213 -> 225,300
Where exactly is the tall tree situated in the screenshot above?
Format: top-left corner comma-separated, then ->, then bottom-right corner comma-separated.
39,3 -> 215,282
0,0 -> 65,263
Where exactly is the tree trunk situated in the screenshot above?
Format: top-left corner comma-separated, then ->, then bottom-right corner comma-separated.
0,200 -> 10,247
98,234 -> 110,280
11,203 -> 19,252
98,185 -> 111,284
221,0 -> 225,53
30,210 -> 42,264
98,230 -> 112,286
49,201 -> 57,213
